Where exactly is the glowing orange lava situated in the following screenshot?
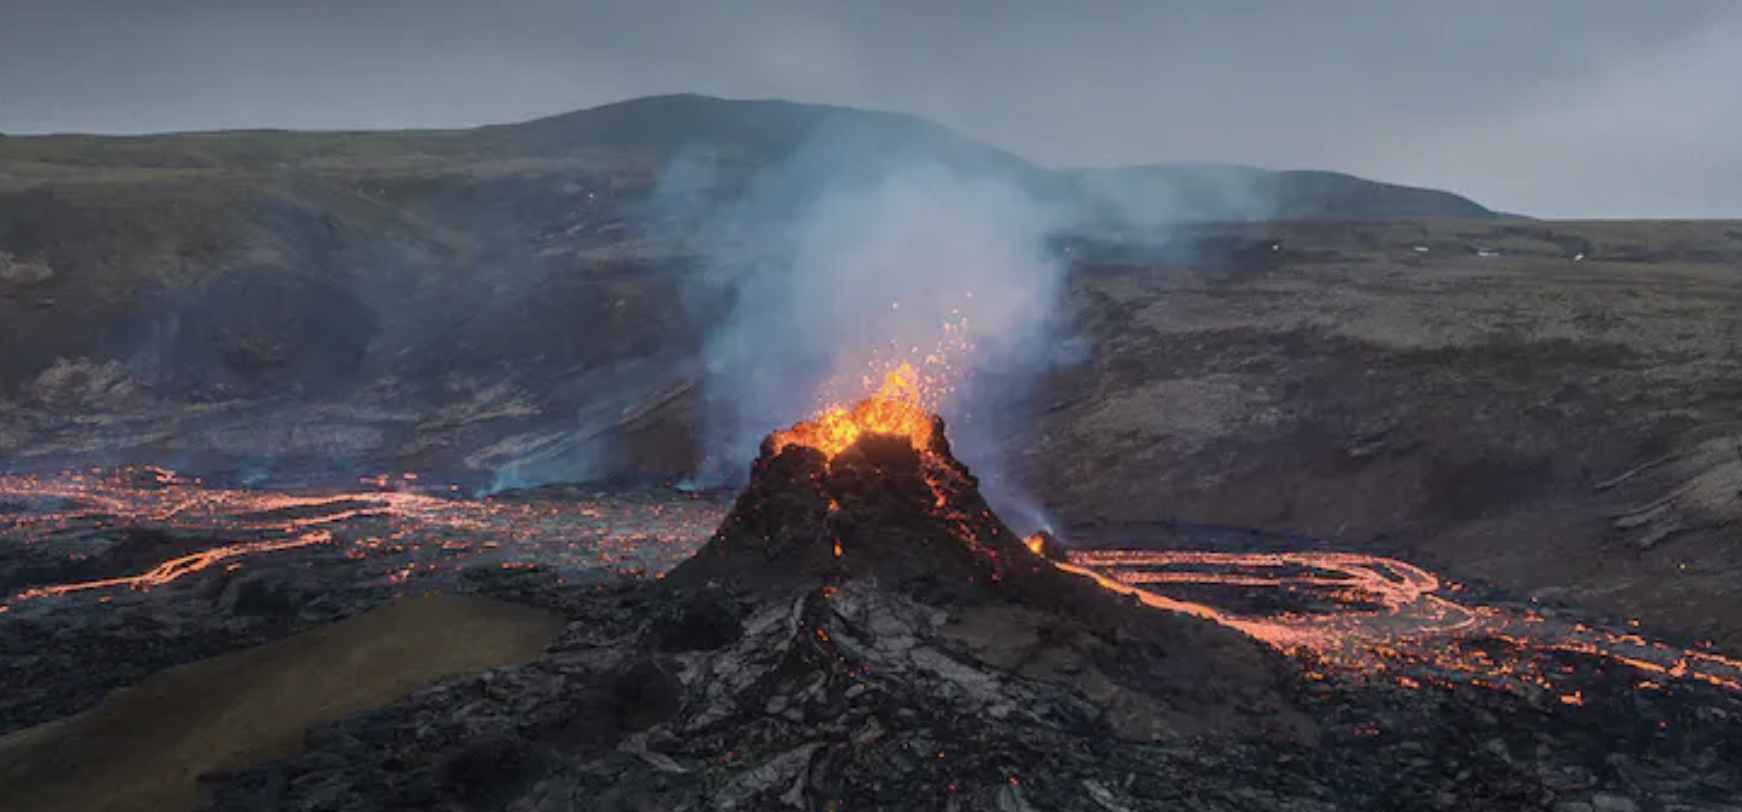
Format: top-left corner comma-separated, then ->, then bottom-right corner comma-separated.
768,363 -> 936,458
1059,547 -> 1742,697
15,531 -> 333,599
9,463 -> 1742,705
0,467 -> 725,608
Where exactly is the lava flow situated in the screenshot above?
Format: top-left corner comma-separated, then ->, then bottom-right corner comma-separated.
0,466 -> 727,609
1055,547 -> 1742,698
15,532 -> 335,600
758,360 -> 1742,700
8,461 -> 1742,702
8,348 -> 1742,707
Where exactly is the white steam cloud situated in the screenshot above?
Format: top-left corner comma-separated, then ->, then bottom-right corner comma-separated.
684,153 -> 1070,529
775,164 -> 1061,408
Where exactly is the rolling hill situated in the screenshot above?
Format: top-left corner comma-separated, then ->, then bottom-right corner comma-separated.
0,93 -> 1499,396
1065,163 -> 1502,223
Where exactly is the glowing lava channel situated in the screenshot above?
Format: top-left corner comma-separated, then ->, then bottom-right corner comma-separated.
0,468 -> 724,607
14,532 -> 334,599
10,395 -> 1742,707
1059,548 -> 1742,696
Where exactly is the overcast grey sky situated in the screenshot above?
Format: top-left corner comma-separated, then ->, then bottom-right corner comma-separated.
3,0 -> 1739,218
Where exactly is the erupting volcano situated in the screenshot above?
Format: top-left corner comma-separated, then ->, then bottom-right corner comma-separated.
9,380 -> 1742,811
8,367 -> 1742,706
668,353 -> 1089,605
767,363 -> 938,460
687,370 -> 1742,707
673,367 -> 1065,595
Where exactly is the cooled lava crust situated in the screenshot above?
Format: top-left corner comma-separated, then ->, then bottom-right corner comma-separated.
660,415 -> 1311,738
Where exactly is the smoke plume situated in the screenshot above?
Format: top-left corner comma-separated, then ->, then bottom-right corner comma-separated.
674,130 -> 1071,529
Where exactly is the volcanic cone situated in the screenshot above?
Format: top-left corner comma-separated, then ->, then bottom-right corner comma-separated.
660,408 -> 1312,740
666,414 -> 1038,597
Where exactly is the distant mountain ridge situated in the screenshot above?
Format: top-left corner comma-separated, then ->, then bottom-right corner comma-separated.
1064,162 -> 1501,223
0,94 -> 1501,223
0,93 -> 1501,407
501,94 -> 1502,222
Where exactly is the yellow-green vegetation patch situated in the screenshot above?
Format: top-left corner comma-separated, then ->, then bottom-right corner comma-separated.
0,594 -> 565,812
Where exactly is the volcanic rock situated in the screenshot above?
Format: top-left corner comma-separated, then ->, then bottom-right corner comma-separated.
667,417 -> 1069,595
188,419 -> 1742,811
188,421 -> 1303,810
664,416 -> 1309,738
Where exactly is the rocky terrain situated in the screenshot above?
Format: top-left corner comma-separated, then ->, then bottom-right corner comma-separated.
5,93 -> 1742,810
0,592 -> 565,812
1032,218 -> 1742,655
4,115 -> 1739,656
0,473 -> 727,734
0,96 -> 1501,487
174,421 -> 1742,812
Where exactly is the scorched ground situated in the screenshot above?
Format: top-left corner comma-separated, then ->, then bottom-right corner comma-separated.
2,380 -> 1742,809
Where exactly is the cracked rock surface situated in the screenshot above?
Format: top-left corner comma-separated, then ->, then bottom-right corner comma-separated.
203,426 -> 1742,811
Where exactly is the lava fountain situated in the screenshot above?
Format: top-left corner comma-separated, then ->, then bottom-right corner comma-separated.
671,358 -> 1041,596
767,363 -> 937,460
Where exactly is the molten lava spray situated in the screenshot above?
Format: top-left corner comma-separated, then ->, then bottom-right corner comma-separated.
768,364 -> 936,459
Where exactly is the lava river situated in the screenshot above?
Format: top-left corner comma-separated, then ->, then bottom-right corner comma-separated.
0,466 -> 728,606
3,466 -> 1740,701
1060,549 -> 1742,699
